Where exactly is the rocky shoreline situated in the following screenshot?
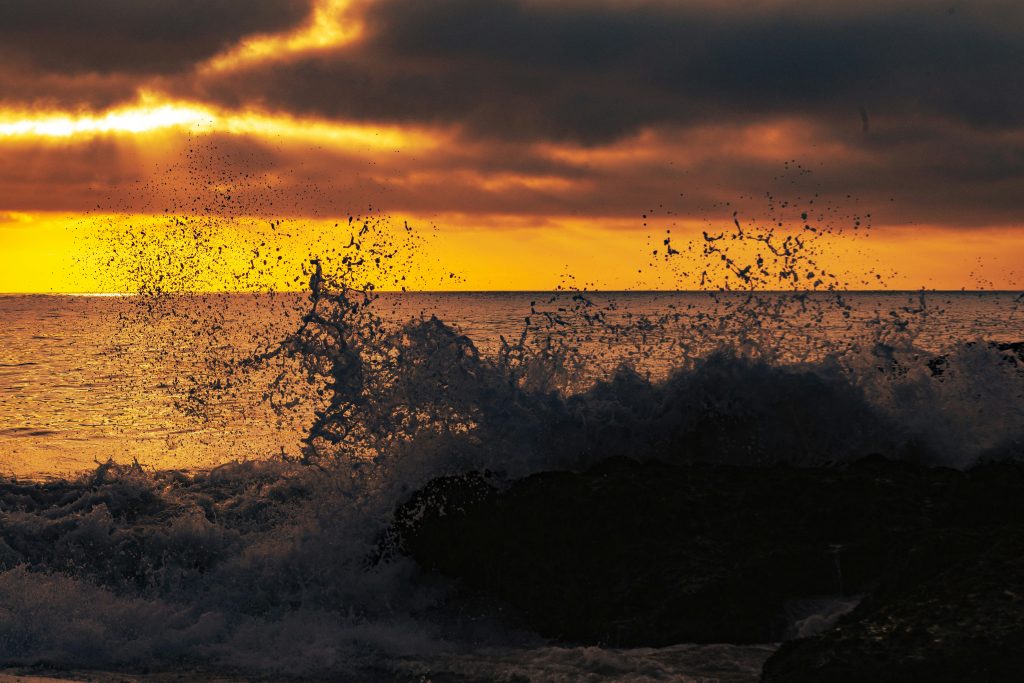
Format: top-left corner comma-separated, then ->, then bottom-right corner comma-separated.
390,454 -> 1024,681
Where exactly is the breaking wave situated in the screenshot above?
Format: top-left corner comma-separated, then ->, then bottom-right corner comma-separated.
2,197 -> 1023,679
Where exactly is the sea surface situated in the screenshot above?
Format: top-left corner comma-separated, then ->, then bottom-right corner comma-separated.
1,291 -> 1022,477
1,290 -> 1022,681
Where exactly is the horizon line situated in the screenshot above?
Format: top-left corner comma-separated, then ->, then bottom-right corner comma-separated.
2,289 -> 1022,296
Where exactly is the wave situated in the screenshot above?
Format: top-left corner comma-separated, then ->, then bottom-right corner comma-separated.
3,208 -> 1022,678
2,309 -> 1021,676
184,289 -> 1024,474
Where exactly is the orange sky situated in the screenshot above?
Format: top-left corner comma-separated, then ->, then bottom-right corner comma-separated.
1,0 -> 1022,292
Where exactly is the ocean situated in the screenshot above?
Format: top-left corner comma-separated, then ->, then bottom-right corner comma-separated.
0,289 -> 1022,681
1,291 -> 1021,477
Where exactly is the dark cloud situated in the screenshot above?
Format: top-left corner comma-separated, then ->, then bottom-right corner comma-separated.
3,121 -> 1021,230
192,0 -> 1024,143
0,69 -> 143,110
0,139 -> 149,212
2,0 -> 1021,231
0,0 -> 313,75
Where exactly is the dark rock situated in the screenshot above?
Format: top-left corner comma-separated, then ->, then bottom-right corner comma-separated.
390,456 -> 1024,650
761,524 -> 1024,682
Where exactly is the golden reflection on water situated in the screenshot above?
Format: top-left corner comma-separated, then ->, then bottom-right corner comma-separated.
1,291 -> 1022,477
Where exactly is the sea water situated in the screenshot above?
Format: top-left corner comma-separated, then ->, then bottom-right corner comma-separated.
0,289 -> 1022,681
1,291 -> 1021,477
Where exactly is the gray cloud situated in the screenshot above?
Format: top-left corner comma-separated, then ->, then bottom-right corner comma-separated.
0,0 -> 313,76
2,0 -> 1022,229
3,120 -> 1021,230
192,0 -> 1024,143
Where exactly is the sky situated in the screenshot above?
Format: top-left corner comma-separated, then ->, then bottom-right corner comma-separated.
0,0 -> 1022,291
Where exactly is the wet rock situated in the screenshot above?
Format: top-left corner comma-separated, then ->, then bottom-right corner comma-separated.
761,523 -> 1024,682
392,456 -> 1024,649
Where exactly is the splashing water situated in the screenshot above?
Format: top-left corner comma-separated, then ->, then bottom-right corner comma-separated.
1,168 -> 1022,679
161,189 -> 1023,474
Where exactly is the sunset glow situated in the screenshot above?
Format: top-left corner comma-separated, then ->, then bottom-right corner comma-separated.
0,102 -> 212,139
200,0 -> 363,74
1,0 -> 1021,292
0,97 -> 432,152
2,6 -> 1022,677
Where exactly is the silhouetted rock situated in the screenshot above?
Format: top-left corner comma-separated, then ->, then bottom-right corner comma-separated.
761,463 -> 1024,682
390,456 -> 1024,652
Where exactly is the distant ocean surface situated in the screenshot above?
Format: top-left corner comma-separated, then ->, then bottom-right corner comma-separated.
1,291 -> 1022,477
1,290 -> 1022,682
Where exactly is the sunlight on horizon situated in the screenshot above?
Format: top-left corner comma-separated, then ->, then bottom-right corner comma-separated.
0,96 -> 432,152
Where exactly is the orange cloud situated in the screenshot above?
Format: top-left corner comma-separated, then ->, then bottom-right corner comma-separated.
0,1 -> 1021,292
200,0 -> 363,74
